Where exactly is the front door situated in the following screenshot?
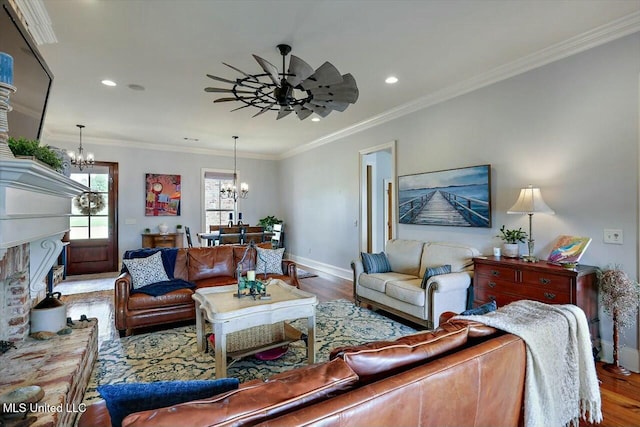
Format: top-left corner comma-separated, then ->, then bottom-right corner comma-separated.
66,162 -> 119,275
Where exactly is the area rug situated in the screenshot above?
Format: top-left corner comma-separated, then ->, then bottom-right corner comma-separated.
83,299 -> 417,404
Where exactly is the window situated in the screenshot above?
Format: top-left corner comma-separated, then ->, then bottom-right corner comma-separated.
204,171 -> 235,230
70,167 -> 109,239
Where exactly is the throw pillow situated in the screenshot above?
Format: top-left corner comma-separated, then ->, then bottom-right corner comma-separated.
460,300 -> 497,316
256,246 -> 285,275
420,264 -> 452,289
98,379 -> 239,427
122,251 -> 170,289
361,252 -> 392,274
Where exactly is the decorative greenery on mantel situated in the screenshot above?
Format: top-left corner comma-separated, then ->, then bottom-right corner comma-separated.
8,137 -> 63,171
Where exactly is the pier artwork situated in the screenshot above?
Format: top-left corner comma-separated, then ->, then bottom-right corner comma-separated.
398,165 -> 491,228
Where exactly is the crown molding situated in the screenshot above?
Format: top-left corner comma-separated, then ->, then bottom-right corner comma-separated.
43,133 -> 279,161
279,11 -> 640,160
11,0 -> 57,45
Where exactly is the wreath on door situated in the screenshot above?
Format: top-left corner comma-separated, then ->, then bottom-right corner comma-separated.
74,191 -> 105,216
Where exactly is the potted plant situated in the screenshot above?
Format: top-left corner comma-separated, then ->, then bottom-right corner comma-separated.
144,228 -> 151,234
258,215 -> 282,232
176,224 -> 183,232
597,266 -> 640,376
8,136 -> 63,171
497,225 -> 527,258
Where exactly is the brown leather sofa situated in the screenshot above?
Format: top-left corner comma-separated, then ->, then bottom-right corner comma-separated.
80,316 -> 526,427
115,244 -> 299,336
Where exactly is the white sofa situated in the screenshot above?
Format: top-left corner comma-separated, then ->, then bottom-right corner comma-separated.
352,239 -> 480,329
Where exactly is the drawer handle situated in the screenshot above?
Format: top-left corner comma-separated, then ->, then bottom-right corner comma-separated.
488,282 -> 496,288
540,278 -> 551,285
491,270 -> 500,276
544,292 -> 556,300
488,295 -> 496,301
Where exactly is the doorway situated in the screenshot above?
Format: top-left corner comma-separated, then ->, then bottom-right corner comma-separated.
359,141 -> 396,253
66,162 -> 119,275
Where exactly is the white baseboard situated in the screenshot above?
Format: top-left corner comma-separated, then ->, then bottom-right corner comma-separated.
599,340 -> 640,373
287,254 -> 352,281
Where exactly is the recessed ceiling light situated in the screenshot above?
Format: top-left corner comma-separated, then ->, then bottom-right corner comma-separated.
385,76 -> 398,84
311,117 -> 320,122
183,137 -> 199,142
128,84 -> 145,91
101,79 -> 117,87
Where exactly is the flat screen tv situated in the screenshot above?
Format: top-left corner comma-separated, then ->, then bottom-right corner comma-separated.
0,0 -> 53,141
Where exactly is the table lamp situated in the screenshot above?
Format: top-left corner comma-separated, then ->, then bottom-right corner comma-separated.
507,185 -> 555,262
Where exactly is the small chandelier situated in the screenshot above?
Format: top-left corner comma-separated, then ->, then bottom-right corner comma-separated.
68,124 -> 94,171
220,136 -> 248,200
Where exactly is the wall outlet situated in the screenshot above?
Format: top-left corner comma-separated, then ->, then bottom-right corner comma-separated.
604,229 -> 623,244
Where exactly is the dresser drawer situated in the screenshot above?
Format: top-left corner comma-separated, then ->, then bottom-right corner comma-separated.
474,277 -> 522,295
475,284 -> 571,306
521,270 -> 572,292
475,264 -> 517,281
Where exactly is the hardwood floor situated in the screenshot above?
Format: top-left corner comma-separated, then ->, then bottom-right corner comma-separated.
61,269 -> 640,426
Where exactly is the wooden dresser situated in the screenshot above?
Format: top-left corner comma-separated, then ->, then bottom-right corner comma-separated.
473,256 -> 599,346
141,232 -> 184,248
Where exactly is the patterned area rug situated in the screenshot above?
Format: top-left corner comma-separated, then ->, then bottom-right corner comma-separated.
84,299 -> 417,403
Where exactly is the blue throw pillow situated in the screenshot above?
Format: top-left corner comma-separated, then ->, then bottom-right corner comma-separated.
461,300 -> 497,316
98,378 -> 239,427
420,264 -> 452,289
361,252 -> 392,274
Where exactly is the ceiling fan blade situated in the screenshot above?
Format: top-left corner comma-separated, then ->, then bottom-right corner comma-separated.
206,74 -> 238,85
300,62 -> 343,90
229,104 -> 251,112
277,106 -> 293,120
252,104 -> 275,118
309,74 -> 359,103
223,62 -> 259,82
308,99 -> 350,112
252,54 -> 280,87
293,105 -> 313,120
303,102 -> 332,118
214,96 -> 255,103
205,87 -> 255,94
312,89 -> 359,104
286,55 -> 314,87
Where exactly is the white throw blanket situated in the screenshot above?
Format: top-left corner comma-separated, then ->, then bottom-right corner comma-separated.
455,300 -> 602,427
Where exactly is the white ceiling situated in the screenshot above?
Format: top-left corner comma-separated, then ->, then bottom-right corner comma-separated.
37,0 -> 640,159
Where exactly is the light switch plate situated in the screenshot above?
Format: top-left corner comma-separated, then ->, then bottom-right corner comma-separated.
604,229 -> 623,244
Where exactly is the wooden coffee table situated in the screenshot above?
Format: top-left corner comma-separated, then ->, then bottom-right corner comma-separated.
193,279 -> 318,378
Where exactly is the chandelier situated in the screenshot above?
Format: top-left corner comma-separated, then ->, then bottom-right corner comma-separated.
205,44 -> 358,120
220,136 -> 248,200
68,124 -> 94,171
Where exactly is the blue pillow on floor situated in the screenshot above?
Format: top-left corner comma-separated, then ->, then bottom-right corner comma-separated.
98,378 -> 239,427
460,300 -> 497,316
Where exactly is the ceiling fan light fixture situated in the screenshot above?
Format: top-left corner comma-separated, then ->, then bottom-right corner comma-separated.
205,44 -> 358,121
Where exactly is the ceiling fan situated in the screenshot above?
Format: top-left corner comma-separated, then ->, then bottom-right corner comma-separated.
205,44 -> 359,120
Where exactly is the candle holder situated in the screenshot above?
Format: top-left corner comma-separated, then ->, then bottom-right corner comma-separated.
234,241 -> 271,300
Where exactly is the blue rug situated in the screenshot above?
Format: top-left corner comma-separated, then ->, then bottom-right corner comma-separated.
84,299 -> 417,403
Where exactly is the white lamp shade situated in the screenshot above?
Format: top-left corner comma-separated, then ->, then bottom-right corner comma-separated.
507,185 -> 555,215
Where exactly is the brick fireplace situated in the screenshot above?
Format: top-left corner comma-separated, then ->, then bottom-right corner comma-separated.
0,158 -> 87,341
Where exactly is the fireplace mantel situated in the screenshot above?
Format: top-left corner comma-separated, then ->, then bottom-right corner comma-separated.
0,158 -> 89,340
1,158 -> 88,249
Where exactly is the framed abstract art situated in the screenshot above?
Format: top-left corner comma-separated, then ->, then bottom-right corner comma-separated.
145,173 -> 181,216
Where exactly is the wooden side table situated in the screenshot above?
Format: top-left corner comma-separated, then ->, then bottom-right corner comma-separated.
141,232 -> 183,248
473,256 -> 599,348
